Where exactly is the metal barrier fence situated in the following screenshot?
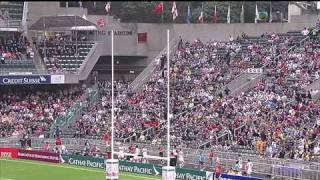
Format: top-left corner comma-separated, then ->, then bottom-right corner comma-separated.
1,137 -> 320,180
122,104 -> 205,145
47,87 -> 98,138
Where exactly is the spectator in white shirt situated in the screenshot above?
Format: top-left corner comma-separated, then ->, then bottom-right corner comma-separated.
178,149 -> 185,168
247,159 -> 253,176
301,27 -> 310,36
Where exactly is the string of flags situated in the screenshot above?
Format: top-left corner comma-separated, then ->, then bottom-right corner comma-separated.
152,2 -> 274,24
102,2 -> 274,24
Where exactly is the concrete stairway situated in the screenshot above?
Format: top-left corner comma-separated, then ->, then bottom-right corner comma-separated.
226,72 -> 263,97
130,39 -> 177,92
223,31 -> 308,97
304,75 -> 320,100
79,42 -> 105,80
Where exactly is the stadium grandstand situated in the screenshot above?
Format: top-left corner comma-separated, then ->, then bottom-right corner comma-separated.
1,1 -> 320,180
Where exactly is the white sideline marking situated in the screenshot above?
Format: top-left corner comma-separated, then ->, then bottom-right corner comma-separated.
0,159 -> 159,180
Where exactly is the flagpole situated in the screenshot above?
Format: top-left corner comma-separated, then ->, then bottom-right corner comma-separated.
187,2 -> 190,24
201,2 -> 203,24
107,2 -> 109,24
198,2 -> 203,24
105,2 -> 110,25
214,4 -> 216,23
161,12 -> 163,23
227,1 -> 230,24
255,2 -> 257,24
161,1 -> 163,24
240,2 -> 244,23
288,1 -> 292,22
269,1 -> 272,23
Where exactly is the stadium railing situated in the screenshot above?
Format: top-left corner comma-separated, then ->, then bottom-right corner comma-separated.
3,137 -> 318,170
123,104 -> 206,147
1,137 -> 320,180
47,87 -> 98,138
48,102 -> 84,138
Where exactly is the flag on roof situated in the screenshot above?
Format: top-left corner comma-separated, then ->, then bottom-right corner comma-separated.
186,4 -> 192,24
255,3 -> 259,23
155,2 -> 164,14
213,4 -> 218,23
171,2 -> 178,20
105,2 -> 111,14
227,2 -> 231,24
198,3 -> 203,24
240,3 -> 244,23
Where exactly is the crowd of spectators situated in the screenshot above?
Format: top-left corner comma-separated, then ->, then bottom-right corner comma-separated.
33,33 -> 91,73
184,29 -> 320,161
71,80 -> 136,140
35,34 -> 76,58
0,85 -> 86,138
231,35 -> 320,161
107,27 -> 320,162
64,26 -> 320,163
0,8 -> 9,25
2,25 -> 320,164
126,30 -> 300,146
0,34 -> 33,63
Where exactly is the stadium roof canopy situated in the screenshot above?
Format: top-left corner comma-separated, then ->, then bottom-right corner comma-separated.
29,15 -> 98,31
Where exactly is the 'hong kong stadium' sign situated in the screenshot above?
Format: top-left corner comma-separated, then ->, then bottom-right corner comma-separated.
107,30 -> 133,36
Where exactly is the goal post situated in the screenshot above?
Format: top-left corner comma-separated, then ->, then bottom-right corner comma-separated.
105,29 -> 176,180
105,29 -> 119,180
162,29 -> 176,180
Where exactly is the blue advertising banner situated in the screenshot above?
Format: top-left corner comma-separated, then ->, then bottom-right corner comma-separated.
0,75 -> 51,85
0,75 -> 65,85
220,174 -> 263,180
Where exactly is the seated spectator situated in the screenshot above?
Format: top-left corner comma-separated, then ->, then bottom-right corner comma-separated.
33,33 -> 91,73
0,85 -> 86,138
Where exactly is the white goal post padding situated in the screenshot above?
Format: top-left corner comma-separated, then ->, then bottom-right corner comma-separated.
113,151 -> 167,161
